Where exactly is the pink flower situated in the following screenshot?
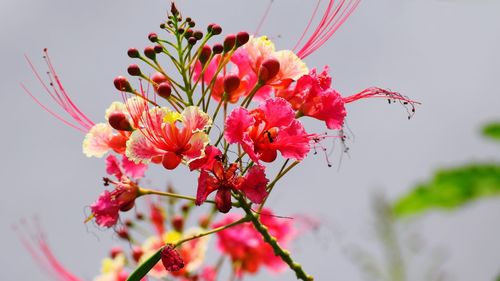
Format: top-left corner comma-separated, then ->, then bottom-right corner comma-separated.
106,154 -> 146,179
126,106 -> 212,170
225,98 -> 312,163
90,177 -> 139,228
196,162 -> 268,213
213,209 -> 294,276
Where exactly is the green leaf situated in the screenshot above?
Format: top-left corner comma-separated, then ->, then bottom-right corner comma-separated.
482,122 -> 500,141
393,164 -> 500,217
127,246 -> 163,281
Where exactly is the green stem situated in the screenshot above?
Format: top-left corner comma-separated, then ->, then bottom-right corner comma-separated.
236,195 -> 314,281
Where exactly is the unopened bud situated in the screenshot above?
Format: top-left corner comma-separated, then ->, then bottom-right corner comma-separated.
132,247 -> 143,262
199,45 -> 212,64
178,28 -> 185,35
193,30 -> 203,40
236,31 -> 250,47
188,37 -> 197,45
154,45 -> 163,53
212,44 -> 223,54
186,17 -> 192,22
113,76 -> 132,92
258,58 -> 280,82
223,74 -> 240,94
157,82 -> 172,99
159,23 -> 166,29
151,72 -> 168,85
172,215 -> 184,232
148,32 -> 158,42
144,46 -> 156,60
211,24 -> 222,35
223,34 -> 236,52
184,29 -> 193,38
127,64 -> 141,76
116,228 -> 130,240
127,48 -> 140,58
170,3 -> 179,16
110,246 -> 123,259
108,111 -> 133,131
188,21 -> 195,28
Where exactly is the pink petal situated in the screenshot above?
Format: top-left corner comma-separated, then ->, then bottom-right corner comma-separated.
105,154 -> 123,178
184,131 -> 210,161
240,166 -> 269,204
196,170 -> 217,205
182,106 -> 212,132
90,190 -> 120,228
125,131 -> 163,164
189,146 -> 222,171
272,120 -> 311,161
121,155 -> 147,179
82,123 -> 113,157
224,107 -> 255,144
260,98 -> 295,128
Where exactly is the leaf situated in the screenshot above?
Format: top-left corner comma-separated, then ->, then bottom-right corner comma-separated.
393,164 -> 500,217
482,122 -> 500,141
127,246 -> 163,281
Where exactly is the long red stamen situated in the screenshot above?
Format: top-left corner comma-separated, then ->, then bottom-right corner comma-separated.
23,50 -> 95,133
343,87 -> 420,119
294,0 -> 361,59
14,219 -> 83,281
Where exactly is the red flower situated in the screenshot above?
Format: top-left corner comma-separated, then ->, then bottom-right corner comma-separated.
161,245 -> 185,272
196,162 -> 268,213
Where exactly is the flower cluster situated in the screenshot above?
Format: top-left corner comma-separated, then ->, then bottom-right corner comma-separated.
23,2 -> 418,280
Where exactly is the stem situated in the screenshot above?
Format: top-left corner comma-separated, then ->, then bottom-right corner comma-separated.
236,195 -> 314,281
139,188 -> 240,208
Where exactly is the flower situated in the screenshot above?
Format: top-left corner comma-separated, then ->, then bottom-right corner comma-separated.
213,209 -> 294,276
196,161 -> 268,213
225,97 -> 312,163
126,106 -> 212,170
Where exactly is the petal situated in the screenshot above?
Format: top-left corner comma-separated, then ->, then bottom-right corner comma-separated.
224,107 -> 254,144
83,123 -> 113,158
105,154 -> 122,178
189,146 -> 222,171
196,171 -> 217,205
91,190 -> 120,228
307,90 -> 346,130
184,131 -> 210,162
182,106 -> 212,132
125,130 -> 163,164
240,166 -> 269,204
273,50 -> 309,81
260,98 -> 295,128
272,119 -> 311,161
122,155 -> 147,179
105,101 -> 127,120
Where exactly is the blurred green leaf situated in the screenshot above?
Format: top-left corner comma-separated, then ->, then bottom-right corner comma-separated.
483,122 -> 500,141
393,164 -> 500,217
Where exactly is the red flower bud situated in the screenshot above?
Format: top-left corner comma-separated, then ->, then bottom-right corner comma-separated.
127,64 -> 141,76
212,44 -> 223,54
116,228 -> 130,240
148,32 -> 158,42
151,72 -> 168,85
236,31 -> 250,47
188,37 -> 197,45
161,245 -> 185,272
113,76 -> 132,92
199,45 -> 212,64
211,24 -> 222,35
157,82 -> 172,99
223,74 -> 240,94
258,58 -> 280,82
172,215 -> 184,232
144,46 -> 156,60
108,111 -> 133,131
154,45 -> 163,53
193,30 -> 203,40
127,48 -> 140,58
223,34 -> 236,52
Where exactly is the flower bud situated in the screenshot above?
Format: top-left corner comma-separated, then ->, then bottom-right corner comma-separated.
223,74 -> 240,94
113,76 -> 132,92
110,246 -> 123,259
211,24 -> 222,35
151,72 -> 168,85
188,37 -> 197,45
193,30 -> 203,40
117,228 -> 130,240
127,48 -> 140,58
154,44 -> 163,53
223,34 -> 236,52
186,17 -> 192,22
161,245 -> 185,272
127,64 -> 141,76
207,23 -> 214,33
258,58 -> 280,82
236,31 -> 250,47
144,46 -> 156,60
212,44 -> 223,54
108,111 -> 133,131
157,82 -> 172,99
199,45 -> 212,65
159,23 -> 166,29
188,21 -> 195,28
148,32 -> 158,42
170,3 -> 179,16
178,27 -> 185,35
183,28 -> 192,38
132,247 -> 143,262
172,215 -> 184,232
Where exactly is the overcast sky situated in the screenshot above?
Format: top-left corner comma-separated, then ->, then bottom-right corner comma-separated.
1,0 -> 500,280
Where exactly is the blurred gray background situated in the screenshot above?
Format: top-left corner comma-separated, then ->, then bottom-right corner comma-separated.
1,0 -> 499,280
